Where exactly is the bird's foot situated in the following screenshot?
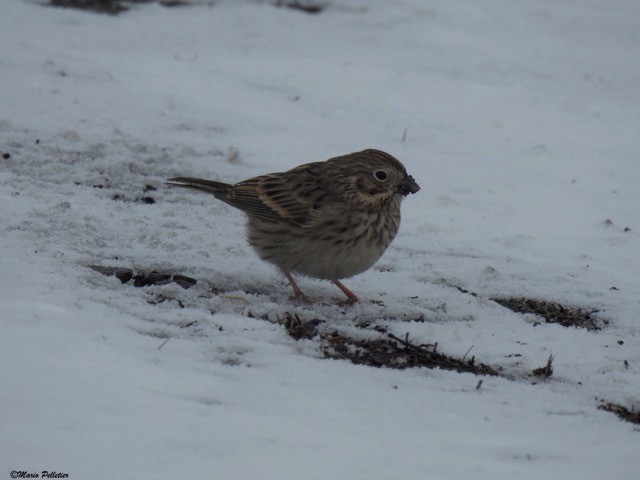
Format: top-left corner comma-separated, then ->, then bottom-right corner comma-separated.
332,280 -> 359,306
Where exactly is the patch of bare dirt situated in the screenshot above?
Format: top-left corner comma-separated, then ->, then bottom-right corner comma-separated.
89,265 -> 196,289
49,0 -> 130,15
492,297 -> 607,331
48,0 -> 324,15
322,332 -> 503,376
599,402 -> 640,425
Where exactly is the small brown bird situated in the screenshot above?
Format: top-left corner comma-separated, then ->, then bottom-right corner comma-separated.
167,149 -> 420,303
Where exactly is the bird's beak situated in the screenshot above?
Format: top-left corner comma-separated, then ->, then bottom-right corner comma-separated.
398,174 -> 420,196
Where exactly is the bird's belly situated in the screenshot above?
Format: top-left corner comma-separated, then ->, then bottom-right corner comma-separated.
286,238 -> 386,280
247,215 -> 398,281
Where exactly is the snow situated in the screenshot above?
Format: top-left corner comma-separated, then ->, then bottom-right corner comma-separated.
1,0 -> 639,478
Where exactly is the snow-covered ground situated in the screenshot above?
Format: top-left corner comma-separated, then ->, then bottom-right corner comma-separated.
1,0 -> 639,478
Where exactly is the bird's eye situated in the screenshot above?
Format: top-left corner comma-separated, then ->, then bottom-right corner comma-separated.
374,170 -> 388,182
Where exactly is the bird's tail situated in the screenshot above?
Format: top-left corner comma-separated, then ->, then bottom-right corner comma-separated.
166,177 -> 232,199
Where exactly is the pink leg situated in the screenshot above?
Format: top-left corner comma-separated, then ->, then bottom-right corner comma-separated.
283,271 -> 308,301
332,280 -> 359,304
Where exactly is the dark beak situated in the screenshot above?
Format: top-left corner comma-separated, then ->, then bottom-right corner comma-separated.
398,174 -> 420,196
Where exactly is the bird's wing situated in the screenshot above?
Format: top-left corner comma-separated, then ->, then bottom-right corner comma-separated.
230,163 -> 337,227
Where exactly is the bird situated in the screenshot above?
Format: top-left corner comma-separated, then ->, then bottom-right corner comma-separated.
166,149 -> 420,304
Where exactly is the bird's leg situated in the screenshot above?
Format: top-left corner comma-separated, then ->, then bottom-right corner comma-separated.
332,280 -> 359,305
283,271 -> 309,302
